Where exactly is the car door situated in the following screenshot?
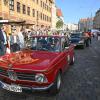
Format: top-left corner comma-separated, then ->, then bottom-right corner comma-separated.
61,37 -> 70,72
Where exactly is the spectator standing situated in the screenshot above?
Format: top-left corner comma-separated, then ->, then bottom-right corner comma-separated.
87,31 -> 92,44
17,28 -> 25,49
0,27 -> 5,56
9,31 -> 20,52
0,25 -> 7,56
84,32 -> 90,47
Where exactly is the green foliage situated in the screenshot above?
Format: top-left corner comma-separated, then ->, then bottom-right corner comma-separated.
56,19 -> 63,29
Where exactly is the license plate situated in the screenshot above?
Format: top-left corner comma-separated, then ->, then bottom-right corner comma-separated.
2,83 -> 22,93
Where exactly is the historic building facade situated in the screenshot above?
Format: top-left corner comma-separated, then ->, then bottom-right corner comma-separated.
93,9 -> 100,30
0,0 -> 53,31
78,18 -> 93,32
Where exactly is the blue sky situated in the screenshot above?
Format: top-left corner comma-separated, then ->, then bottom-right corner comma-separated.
56,0 -> 100,24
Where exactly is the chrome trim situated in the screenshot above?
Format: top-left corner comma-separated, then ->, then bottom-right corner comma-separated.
0,81 -> 54,91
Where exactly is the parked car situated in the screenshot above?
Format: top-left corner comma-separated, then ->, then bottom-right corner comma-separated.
0,35 -> 75,94
69,32 -> 85,48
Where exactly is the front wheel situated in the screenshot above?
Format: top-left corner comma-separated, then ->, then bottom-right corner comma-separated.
51,72 -> 62,94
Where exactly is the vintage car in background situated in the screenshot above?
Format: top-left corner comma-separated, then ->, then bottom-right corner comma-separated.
69,32 -> 85,49
0,35 -> 75,94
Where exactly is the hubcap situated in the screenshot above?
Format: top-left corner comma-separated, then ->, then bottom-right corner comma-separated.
57,74 -> 61,90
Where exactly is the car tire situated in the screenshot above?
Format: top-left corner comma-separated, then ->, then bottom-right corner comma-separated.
81,44 -> 85,49
51,72 -> 62,94
70,55 -> 75,65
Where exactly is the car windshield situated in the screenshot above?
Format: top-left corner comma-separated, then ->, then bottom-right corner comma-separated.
70,33 -> 81,38
26,36 -> 61,52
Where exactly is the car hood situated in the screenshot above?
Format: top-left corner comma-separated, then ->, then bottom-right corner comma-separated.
0,50 -> 60,71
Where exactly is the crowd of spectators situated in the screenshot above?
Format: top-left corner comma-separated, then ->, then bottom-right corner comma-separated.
0,25 -> 56,56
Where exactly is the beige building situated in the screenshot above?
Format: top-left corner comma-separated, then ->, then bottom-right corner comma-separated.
65,23 -> 78,31
78,18 -> 93,32
94,9 -> 100,30
51,0 -> 56,30
0,0 -> 53,32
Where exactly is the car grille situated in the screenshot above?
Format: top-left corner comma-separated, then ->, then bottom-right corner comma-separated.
0,67 -> 36,81
16,72 -> 36,81
0,68 -> 8,77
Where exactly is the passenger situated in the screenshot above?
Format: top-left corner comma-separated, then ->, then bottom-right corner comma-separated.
40,37 -> 47,48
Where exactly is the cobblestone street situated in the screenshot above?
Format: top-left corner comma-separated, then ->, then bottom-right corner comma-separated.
0,38 -> 100,100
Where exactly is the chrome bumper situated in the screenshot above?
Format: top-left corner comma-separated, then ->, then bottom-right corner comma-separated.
0,81 -> 54,92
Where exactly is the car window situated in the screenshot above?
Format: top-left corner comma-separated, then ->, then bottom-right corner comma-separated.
26,36 -> 61,52
71,33 -> 81,38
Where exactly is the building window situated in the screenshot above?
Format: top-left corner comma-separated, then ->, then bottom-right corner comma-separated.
22,5 -> 26,14
45,4 -> 46,10
9,0 -> 14,11
47,5 -> 48,11
17,2 -> 20,13
40,13 -> 42,20
43,14 -> 44,20
36,0 -> 39,4
41,1 -> 42,7
43,2 -> 44,9
46,0 -> 47,3
49,7 -> 51,12
27,7 -> 30,16
32,9 -> 35,17
45,15 -> 46,21
37,11 -> 39,19
50,17 -> 51,22
47,16 -> 48,22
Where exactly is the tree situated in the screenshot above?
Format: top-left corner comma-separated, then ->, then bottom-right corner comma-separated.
56,19 -> 64,29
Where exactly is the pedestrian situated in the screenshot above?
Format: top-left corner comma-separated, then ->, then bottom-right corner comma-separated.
17,28 -> 25,49
84,32 -> 90,47
87,30 -> 92,44
9,31 -> 20,52
0,25 -> 7,56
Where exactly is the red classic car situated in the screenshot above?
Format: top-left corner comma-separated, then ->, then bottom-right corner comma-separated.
0,35 -> 75,94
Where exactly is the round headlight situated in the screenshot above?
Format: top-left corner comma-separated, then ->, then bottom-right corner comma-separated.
35,74 -> 48,83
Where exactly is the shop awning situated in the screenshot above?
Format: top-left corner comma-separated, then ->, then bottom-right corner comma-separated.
0,20 -> 26,25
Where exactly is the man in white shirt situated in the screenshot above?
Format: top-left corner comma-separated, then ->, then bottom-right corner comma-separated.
17,28 -> 25,49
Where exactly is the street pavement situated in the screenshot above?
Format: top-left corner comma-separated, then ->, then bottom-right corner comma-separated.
0,38 -> 100,100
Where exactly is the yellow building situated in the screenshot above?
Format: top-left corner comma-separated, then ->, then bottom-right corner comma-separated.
0,0 -> 53,31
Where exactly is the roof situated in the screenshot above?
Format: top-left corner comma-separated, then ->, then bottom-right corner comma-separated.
56,8 -> 63,17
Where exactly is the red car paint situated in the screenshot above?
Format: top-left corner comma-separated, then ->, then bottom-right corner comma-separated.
0,35 -> 75,92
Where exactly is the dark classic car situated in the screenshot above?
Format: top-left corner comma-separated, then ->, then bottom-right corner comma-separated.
70,32 -> 85,48
0,35 -> 75,94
